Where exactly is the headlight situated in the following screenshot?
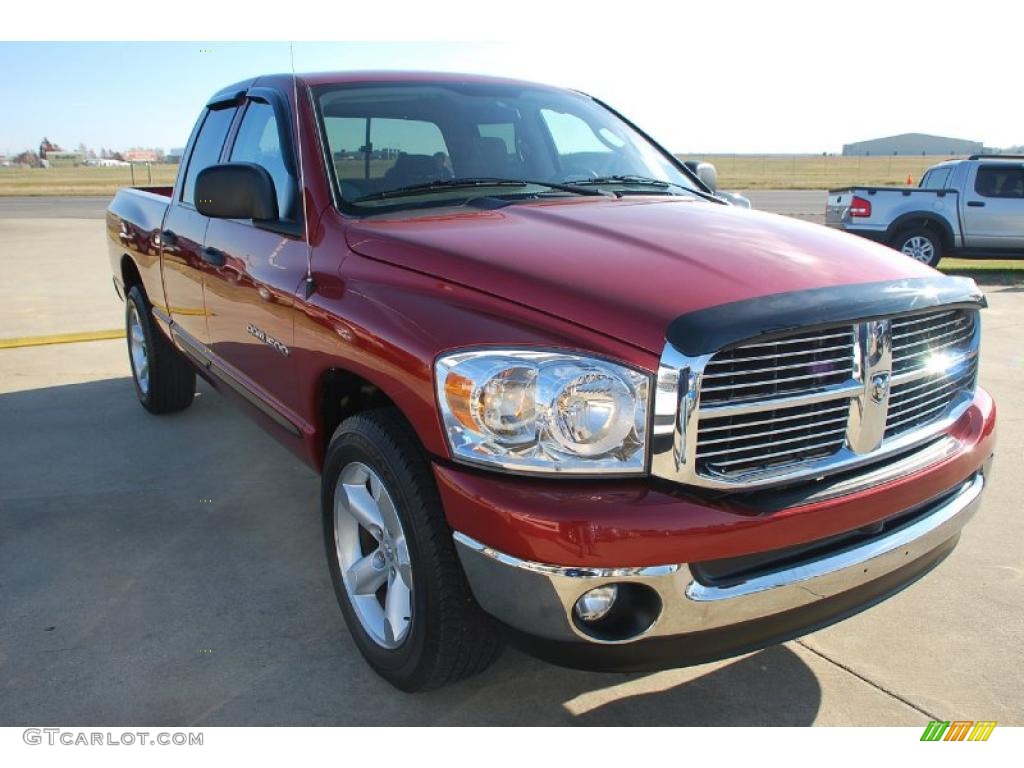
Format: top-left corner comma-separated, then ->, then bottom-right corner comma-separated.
435,349 -> 650,475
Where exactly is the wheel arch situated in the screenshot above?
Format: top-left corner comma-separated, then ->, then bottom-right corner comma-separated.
886,213 -> 955,251
121,253 -> 144,295
315,366 -> 435,471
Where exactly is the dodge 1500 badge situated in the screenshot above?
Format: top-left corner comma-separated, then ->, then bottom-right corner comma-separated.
107,71 -> 995,691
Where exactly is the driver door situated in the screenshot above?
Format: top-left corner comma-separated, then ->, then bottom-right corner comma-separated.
202,94 -> 307,418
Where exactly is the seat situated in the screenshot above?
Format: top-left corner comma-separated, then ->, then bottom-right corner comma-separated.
467,137 -> 511,178
383,153 -> 442,188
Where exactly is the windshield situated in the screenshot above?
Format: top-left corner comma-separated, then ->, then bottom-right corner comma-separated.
314,82 -> 701,210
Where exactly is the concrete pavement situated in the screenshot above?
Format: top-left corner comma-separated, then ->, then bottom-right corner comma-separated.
0,196 -> 110,219
742,189 -> 826,221
0,218 -> 122,339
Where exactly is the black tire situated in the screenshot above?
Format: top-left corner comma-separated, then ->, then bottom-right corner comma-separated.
892,226 -> 943,268
322,408 -> 502,691
125,285 -> 195,414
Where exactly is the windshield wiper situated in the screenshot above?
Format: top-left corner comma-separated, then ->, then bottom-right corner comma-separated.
567,175 -> 680,190
565,174 -> 726,202
353,177 -> 607,203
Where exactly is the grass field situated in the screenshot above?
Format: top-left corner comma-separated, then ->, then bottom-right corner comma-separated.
0,155 -> 965,195
938,257 -> 1024,285
0,165 -> 179,196
683,154 -> 962,190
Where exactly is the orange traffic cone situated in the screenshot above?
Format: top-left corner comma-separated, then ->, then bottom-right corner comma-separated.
906,174 -> 913,185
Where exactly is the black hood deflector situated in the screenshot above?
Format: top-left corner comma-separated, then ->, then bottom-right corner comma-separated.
666,276 -> 986,357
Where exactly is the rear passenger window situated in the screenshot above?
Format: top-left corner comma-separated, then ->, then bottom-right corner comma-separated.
974,166 -> 1024,198
921,167 -> 952,189
324,116 -> 450,196
541,109 -> 613,155
182,106 -> 236,206
478,122 -> 516,154
230,101 -> 295,220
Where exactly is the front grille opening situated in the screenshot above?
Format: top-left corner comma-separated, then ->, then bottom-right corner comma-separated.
890,310 -> 975,375
885,361 -> 978,440
690,307 -> 979,485
690,478 -> 971,588
884,308 -> 978,441
700,327 -> 855,406
696,399 -> 848,476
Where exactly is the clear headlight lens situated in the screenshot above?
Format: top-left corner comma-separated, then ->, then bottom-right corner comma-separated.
436,350 -> 650,475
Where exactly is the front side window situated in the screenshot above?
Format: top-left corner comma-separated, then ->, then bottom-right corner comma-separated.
229,100 -> 295,219
315,82 -> 700,211
974,166 -> 1024,198
182,106 -> 236,205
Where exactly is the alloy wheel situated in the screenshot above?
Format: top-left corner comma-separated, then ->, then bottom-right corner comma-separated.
901,235 -> 936,264
333,461 -> 414,648
128,303 -> 150,394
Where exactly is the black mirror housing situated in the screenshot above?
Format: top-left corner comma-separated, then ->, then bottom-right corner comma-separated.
195,163 -> 278,221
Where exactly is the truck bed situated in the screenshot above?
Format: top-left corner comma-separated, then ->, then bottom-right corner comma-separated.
106,186 -> 171,302
826,186 -> 960,237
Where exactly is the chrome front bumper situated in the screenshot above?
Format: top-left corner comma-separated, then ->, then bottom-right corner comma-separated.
454,470 -> 986,649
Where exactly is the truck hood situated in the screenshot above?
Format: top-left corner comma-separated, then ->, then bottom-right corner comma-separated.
344,197 -> 936,354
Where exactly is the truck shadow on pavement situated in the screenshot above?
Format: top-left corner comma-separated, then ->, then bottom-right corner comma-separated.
0,376 -> 821,726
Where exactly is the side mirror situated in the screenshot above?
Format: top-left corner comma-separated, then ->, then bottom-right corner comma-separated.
694,161 -> 718,193
195,163 -> 278,221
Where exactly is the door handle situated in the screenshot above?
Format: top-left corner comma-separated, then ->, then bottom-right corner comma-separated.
202,246 -> 226,267
158,229 -> 178,246
967,201 -> 986,207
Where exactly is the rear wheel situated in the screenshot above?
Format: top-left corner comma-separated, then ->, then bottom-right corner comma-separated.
893,227 -> 943,268
322,408 -> 502,691
125,285 -> 195,414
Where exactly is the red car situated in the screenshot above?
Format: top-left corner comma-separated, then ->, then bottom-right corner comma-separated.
106,72 -> 995,691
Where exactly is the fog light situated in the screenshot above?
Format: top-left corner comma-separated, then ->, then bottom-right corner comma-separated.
574,585 -> 618,623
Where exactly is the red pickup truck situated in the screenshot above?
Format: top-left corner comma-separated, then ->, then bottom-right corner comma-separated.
107,71 -> 995,691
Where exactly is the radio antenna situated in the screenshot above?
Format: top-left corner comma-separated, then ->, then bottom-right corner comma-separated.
290,41 -> 314,299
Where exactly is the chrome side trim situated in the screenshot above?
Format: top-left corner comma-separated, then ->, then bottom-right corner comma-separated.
453,469 -> 986,644
171,325 -> 303,439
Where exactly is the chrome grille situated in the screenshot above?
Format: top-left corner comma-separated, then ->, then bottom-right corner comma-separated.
885,310 -> 978,439
653,304 -> 981,490
700,328 -> 855,405
697,400 -> 849,475
891,310 -> 975,374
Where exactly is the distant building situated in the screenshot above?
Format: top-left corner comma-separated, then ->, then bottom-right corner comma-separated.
38,137 -> 85,166
166,147 -> 186,164
43,151 -> 86,167
39,137 -> 61,157
87,158 -> 130,167
124,149 -> 161,163
842,133 -> 983,156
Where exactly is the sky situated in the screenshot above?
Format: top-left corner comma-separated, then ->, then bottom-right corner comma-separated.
1,24 -> 1021,156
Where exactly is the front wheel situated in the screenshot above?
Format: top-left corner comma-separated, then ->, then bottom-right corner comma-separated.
893,227 -> 943,268
322,408 -> 502,691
